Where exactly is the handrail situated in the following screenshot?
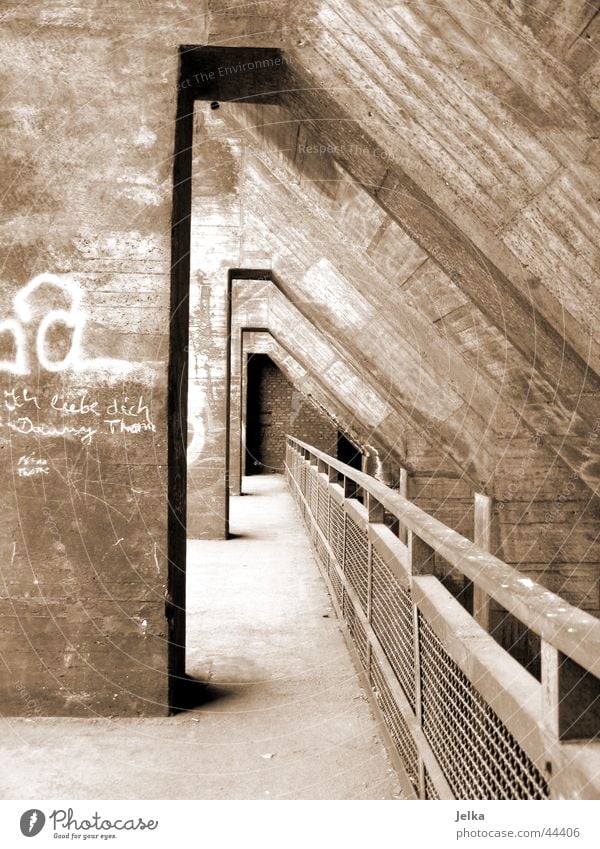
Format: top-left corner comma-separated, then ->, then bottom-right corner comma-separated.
288,436 -> 600,677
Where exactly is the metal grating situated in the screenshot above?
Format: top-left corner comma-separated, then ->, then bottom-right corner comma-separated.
310,469 -> 319,516
344,597 -> 369,667
305,468 -> 313,510
317,482 -> 329,537
315,533 -> 329,569
419,614 -> 549,800
330,563 -> 343,607
344,514 -> 369,612
370,654 -> 419,792
424,767 -> 440,800
371,548 -> 416,711
329,499 -> 345,564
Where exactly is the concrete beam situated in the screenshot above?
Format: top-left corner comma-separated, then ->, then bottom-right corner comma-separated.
482,0 -> 600,61
232,330 -> 382,493
278,12 -> 600,492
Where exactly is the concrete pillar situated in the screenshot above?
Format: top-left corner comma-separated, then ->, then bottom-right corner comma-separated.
187,103 -> 244,539
228,283 -> 271,496
0,5 -> 207,716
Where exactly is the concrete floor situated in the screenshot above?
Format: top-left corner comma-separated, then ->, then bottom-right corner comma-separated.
0,475 -> 401,800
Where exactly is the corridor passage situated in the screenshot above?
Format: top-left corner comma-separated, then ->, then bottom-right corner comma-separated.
185,475 -> 402,799
0,476 -> 401,800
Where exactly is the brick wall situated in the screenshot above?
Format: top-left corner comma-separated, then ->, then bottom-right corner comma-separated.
246,355 -> 337,473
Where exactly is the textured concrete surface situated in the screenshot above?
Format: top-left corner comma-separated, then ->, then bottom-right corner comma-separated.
0,476 -> 401,800
2,0 -> 598,725
0,2 -> 209,714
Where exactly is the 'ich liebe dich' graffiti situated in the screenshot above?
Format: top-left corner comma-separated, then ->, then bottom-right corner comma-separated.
3,389 -> 156,446
1,274 -> 158,452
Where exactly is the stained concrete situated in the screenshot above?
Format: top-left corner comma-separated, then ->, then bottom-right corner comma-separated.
0,476 -> 401,800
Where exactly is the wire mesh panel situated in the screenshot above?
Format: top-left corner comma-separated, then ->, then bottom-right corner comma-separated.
299,460 -> 307,498
371,548 -> 416,711
300,464 -> 308,520
310,469 -> 319,516
305,471 -> 315,531
317,482 -> 329,537
329,562 -> 344,606
344,514 -> 369,613
424,767 -> 440,800
329,499 -> 345,564
370,654 -> 419,793
344,597 -> 369,667
304,464 -> 311,502
286,444 -> 296,477
315,533 -> 328,568
419,613 -> 549,800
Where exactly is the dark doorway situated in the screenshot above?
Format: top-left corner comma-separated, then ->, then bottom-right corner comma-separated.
245,354 -> 288,475
337,432 -> 362,471
244,353 -> 340,476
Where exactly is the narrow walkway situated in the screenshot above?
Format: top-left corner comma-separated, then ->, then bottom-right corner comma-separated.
186,475 -> 401,799
0,476 -> 401,800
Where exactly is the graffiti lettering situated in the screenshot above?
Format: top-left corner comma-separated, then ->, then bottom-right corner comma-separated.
7,417 -> 98,445
0,318 -> 27,374
187,409 -> 205,464
4,388 -> 40,412
51,391 -> 100,417
1,273 -> 133,375
106,395 -> 152,424
16,455 -> 50,477
1,387 -> 157,446
105,419 -> 156,435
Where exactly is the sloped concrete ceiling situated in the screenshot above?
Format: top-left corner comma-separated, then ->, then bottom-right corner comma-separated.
244,330 -> 376,453
197,2 -> 599,609
207,0 -> 600,498
231,284 -> 417,466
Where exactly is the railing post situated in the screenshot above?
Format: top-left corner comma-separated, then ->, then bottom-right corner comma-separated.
408,530 -> 436,798
409,531 -> 435,575
541,641 -> 561,799
398,467 -> 409,544
473,493 -> 492,631
343,475 -> 357,500
542,642 -> 600,798
366,492 -> 384,524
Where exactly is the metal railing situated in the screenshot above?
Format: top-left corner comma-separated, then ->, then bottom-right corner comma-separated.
285,436 -> 600,800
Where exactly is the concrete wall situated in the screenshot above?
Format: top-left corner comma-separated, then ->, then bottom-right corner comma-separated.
4,1 -> 595,715
0,3 -> 207,716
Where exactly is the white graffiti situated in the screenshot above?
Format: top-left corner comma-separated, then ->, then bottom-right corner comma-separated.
2,388 -> 157,446
16,454 -> 49,477
0,318 -> 27,375
1,273 -> 133,375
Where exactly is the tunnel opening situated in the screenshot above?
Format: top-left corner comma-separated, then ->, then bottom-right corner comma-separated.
245,353 -> 286,476
168,44 -> 600,800
336,432 -> 362,473
244,353 -> 340,477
